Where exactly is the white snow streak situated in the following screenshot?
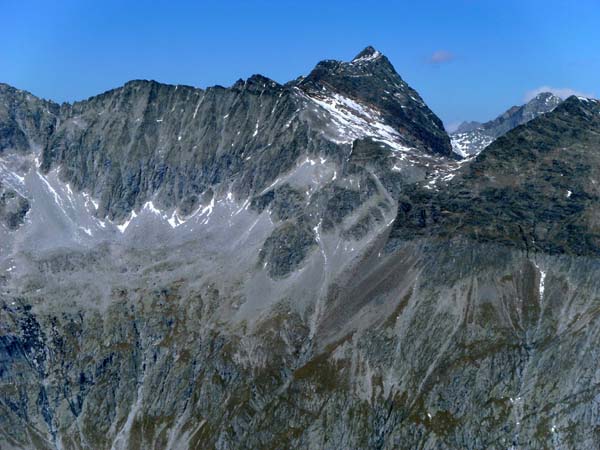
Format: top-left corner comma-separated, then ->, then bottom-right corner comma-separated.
300,88 -> 413,154
117,210 -> 137,233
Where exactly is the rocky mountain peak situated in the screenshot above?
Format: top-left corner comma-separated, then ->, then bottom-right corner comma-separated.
531,91 -> 562,103
521,91 -> 562,119
302,46 -> 395,84
298,47 -> 453,157
351,45 -> 383,62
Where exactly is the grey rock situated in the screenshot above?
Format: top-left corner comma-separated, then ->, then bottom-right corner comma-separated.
0,83 -> 59,154
0,182 -> 30,230
258,219 -> 317,278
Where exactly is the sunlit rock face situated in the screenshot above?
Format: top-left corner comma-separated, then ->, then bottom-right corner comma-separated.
1,47 -> 600,449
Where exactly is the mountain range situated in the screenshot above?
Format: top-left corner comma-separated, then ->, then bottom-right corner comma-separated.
1,47 -> 600,450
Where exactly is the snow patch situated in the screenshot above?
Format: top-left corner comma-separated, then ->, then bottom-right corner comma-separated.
37,172 -> 64,209
534,262 -> 546,299
451,131 -> 494,157
117,210 -> 137,233
142,201 -> 166,218
167,212 -> 182,228
300,88 -> 414,153
352,50 -> 382,63
82,192 -> 99,210
200,197 -> 215,218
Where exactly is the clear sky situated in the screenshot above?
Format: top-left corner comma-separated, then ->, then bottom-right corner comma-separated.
2,0 -> 598,128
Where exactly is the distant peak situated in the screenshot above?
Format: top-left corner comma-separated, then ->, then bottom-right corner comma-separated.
529,92 -> 562,103
533,92 -> 557,100
351,46 -> 383,63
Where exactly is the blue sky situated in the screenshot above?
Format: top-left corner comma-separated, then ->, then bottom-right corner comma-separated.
2,0 -> 598,128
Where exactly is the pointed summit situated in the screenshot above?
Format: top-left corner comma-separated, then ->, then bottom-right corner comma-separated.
351,46 -> 383,62
297,46 -> 453,157
527,92 -> 563,109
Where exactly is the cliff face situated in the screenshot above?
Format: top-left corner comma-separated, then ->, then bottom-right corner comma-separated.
0,83 -> 59,155
1,47 -> 600,449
